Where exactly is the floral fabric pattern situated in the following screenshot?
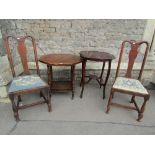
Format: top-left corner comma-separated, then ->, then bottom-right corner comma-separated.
113,77 -> 148,94
9,75 -> 47,93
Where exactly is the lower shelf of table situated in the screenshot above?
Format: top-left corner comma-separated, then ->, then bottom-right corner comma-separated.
51,81 -> 72,92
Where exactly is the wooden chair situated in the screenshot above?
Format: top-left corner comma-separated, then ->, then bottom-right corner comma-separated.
4,35 -> 51,121
106,40 -> 150,121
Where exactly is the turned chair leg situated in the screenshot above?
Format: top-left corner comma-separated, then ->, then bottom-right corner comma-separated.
137,96 -> 149,122
106,90 -> 113,113
72,91 -> 74,100
10,95 -> 20,121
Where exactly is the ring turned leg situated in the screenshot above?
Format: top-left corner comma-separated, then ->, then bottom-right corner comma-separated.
9,94 -> 20,121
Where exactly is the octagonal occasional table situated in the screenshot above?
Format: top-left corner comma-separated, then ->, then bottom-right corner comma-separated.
80,51 -> 115,99
40,54 -> 81,99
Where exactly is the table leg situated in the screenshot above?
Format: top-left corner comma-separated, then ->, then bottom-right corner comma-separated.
47,65 -> 50,85
99,61 -> 105,88
102,60 -> 111,99
80,59 -> 86,98
47,65 -> 53,91
71,65 -> 75,99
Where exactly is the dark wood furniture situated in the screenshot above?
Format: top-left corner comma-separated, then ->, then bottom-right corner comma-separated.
39,54 -> 81,99
106,40 -> 150,121
4,36 -> 51,121
80,51 -> 115,99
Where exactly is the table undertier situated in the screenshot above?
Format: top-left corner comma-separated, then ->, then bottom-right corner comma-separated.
51,81 -> 72,92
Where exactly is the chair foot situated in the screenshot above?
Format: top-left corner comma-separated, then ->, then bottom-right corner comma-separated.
10,95 -> 20,122
14,111 -> 20,122
106,106 -> 110,114
106,110 -> 109,114
80,87 -> 84,98
136,96 -> 149,122
137,113 -> 143,122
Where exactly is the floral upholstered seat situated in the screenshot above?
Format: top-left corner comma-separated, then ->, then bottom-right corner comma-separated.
9,75 -> 48,93
113,77 -> 148,95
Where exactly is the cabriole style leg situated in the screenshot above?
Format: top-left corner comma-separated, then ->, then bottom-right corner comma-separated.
137,96 -> 149,122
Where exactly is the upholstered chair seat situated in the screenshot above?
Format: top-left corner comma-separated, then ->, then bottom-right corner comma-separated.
113,77 -> 149,95
9,75 -> 47,93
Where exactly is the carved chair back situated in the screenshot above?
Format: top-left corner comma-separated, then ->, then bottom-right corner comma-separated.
4,35 -> 40,77
115,40 -> 149,81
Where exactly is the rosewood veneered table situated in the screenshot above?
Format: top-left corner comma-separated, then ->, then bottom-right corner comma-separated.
39,54 -> 81,99
80,51 -> 115,99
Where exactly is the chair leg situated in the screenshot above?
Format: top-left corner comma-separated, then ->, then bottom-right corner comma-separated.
130,95 -> 135,103
40,91 -> 42,97
17,95 -> 22,108
106,90 -> 113,113
137,96 -> 149,122
112,92 -> 114,98
9,95 -> 20,121
18,95 -> 22,102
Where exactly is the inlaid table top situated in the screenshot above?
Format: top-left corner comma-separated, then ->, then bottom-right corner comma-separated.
80,51 -> 115,61
39,54 -> 81,66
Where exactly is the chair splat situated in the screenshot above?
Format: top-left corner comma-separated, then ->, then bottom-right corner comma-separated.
125,42 -> 139,78
17,38 -> 30,75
